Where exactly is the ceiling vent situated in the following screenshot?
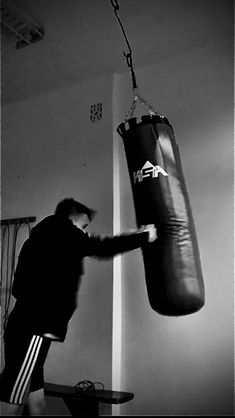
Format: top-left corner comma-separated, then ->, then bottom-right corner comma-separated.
1,0 -> 44,49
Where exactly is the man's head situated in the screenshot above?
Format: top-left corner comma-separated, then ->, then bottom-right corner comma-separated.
55,198 -> 96,231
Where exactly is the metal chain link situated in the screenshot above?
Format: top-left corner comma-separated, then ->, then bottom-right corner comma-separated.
124,89 -> 163,122
137,93 -> 160,116
124,91 -> 138,121
110,1 -> 164,123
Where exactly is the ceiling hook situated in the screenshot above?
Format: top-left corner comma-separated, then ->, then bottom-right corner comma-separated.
110,0 -> 120,12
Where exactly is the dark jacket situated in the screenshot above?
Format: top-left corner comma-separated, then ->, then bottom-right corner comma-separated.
6,215 -> 149,342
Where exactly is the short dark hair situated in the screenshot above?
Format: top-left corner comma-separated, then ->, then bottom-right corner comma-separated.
55,198 -> 96,221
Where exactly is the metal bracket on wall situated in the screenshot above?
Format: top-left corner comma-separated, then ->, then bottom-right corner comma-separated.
1,0 -> 44,49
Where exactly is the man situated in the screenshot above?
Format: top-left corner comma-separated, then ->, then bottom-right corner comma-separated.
0,198 -> 157,415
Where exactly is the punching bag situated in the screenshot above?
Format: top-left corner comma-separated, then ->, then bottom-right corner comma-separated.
117,114 -> 205,316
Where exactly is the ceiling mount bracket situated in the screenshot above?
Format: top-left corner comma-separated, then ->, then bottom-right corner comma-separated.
1,0 -> 45,49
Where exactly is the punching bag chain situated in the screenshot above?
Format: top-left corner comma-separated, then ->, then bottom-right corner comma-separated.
110,0 -> 162,122
110,0 -> 137,90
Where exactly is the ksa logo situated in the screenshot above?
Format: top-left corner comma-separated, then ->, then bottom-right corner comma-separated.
133,161 -> 168,183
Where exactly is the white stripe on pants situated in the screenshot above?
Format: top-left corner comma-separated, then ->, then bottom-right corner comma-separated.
10,335 -> 43,404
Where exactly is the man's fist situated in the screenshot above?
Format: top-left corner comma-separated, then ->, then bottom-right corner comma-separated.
139,224 -> 157,242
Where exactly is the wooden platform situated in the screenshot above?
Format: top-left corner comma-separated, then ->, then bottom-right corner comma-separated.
44,382 -> 134,416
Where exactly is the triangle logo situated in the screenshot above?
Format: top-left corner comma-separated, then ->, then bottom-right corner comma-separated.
142,161 -> 154,170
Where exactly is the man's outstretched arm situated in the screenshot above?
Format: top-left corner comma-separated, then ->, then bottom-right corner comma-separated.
84,224 -> 157,259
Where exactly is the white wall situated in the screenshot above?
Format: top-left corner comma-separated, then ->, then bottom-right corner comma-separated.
1,1 -> 233,415
2,75 -> 114,414
113,34 -> 234,416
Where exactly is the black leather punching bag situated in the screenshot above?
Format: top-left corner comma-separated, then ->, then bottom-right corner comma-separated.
117,114 -> 205,316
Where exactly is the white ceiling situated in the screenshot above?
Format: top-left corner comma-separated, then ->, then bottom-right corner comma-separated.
2,0 -> 233,104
